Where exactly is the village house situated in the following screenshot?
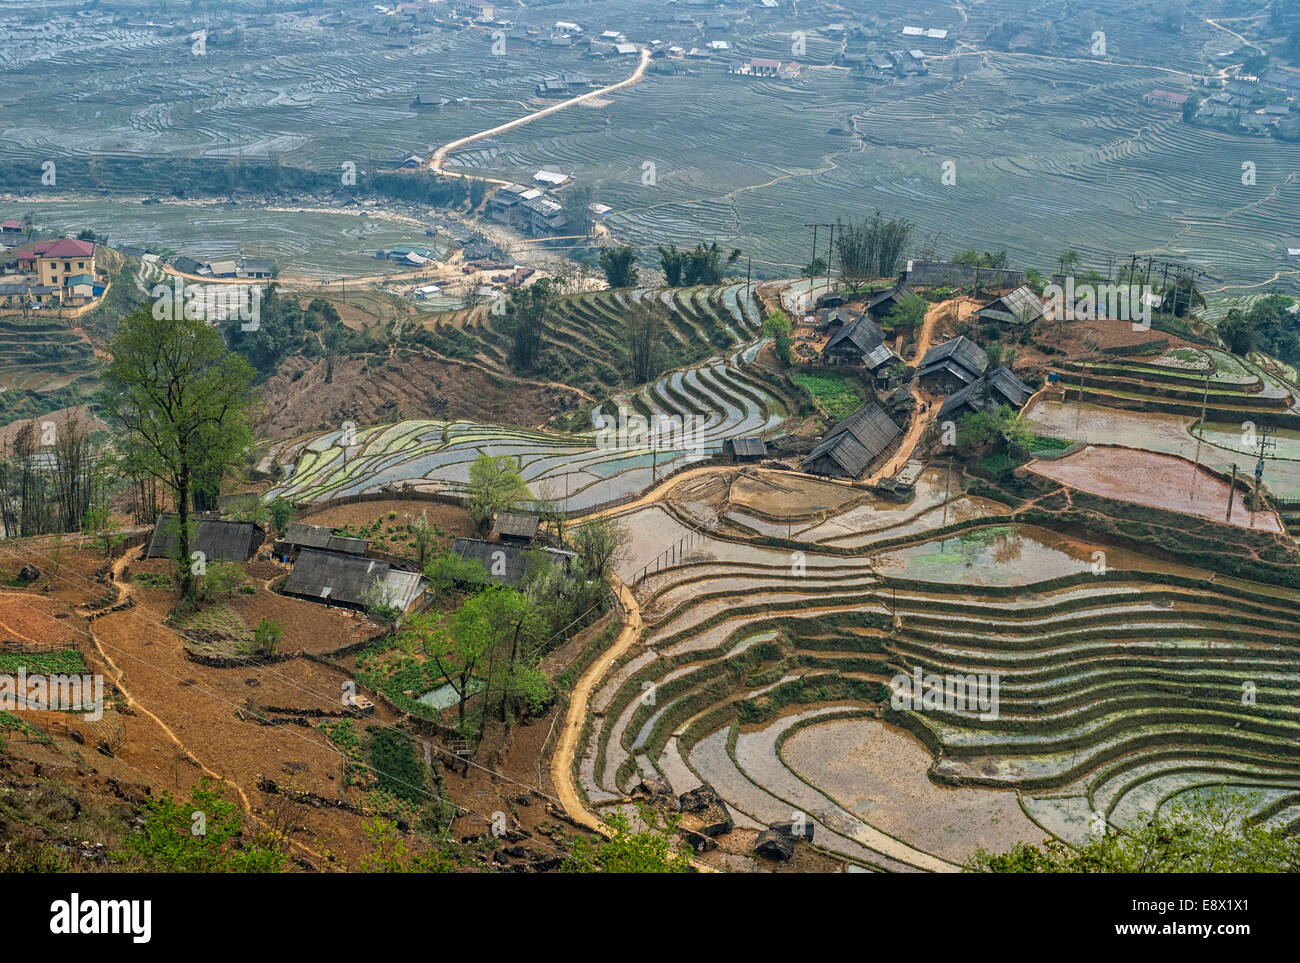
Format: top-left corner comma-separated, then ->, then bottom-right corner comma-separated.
452,537 -> 575,587
273,522 -> 368,560
725,437 -> 767,463
801,403 -> 902,480
1143,89 -> 1189,110
913,335 -> 989,394
0,219 -> 23,240
864,282 -> 918,322
821,314 -> 900,381
0,279 -> 61,309
936,366 -> 1035,421
146,515 -> 265,563
283,549 -> 428,614
452,0 -> 494,20
975,284 -> 1045,327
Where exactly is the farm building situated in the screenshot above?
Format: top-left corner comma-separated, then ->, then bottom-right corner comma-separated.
975,285 -> 1045,326
801,403 -> 902,480
412,93 -> 450,109
821,314 -> 887,366
274,522 -> 368,559
452,0 -> 494,19
146,514 -> 265,562
0,280 -> 61,307
914,335 -> 989,393
533,170 -> 573,187
491,511 -> 540,543
726,437 -> 767,462
238,257 -> 274,280
452,537 -> 574,587
283,549 -> 427,613
937,366 -> 1035,420
864,282 -> 918,321
1143,89 -> 1189,109
1,219 -> 23,238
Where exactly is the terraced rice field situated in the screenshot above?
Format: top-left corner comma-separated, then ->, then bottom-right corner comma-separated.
465,283 -> 765,397
1028,446 -> 1283,533
1035,349 -> 1300,501
268,343 -> 783,510
577,493 -> 1300,870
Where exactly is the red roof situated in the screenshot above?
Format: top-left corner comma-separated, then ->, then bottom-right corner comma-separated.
14,238 -> 95,259
1,220 -> 22,230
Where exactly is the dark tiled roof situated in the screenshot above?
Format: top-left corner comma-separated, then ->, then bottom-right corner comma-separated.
823,315 -> 886,358
283,522 -> 333,550
801,403 -> 901,477
452,537 -> 572,587
864,282 -> 917,312
146,514 -> 264,561
729,437 -> 767,458
916,335 -> 988,381
283,549 -> 391,608
937,366 -> 1034,419
492,511 -> 540,540
975,285 -> 1044,324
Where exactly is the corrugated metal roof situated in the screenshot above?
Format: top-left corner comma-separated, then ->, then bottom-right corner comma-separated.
730,437 -> 767,458
976,285 -> 1044,324
452,538 -> 572,586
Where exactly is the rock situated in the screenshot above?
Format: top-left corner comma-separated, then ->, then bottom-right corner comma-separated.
770,820 -> 815,843
503,845 -> 526,859
635,775 -> 672,798
696,799 -> 734,838
492,850 -> 510,866
753,829 -> 795,861
678,785 -> 721,813
530,855 -> 562,872
17,564 -> 39,582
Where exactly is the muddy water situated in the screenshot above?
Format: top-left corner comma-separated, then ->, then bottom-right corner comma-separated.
781,717 -> 1041,862
1029,445 -> 1284,533
871,524 -> 1203,586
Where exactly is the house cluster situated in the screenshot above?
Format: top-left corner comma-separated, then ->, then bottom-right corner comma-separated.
166,253 -> 275,279
486,173 -> 607,237
0,232 -> 103,310
145,515 -> 432,617
796,279 -> 1039,482
1191,69 -> 1300,136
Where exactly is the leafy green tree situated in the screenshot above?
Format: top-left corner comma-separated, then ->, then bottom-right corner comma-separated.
569,516 -> 628,580
969,791 -> 1300,872
359,816 -> 457,873
598,245 -> 639,288
564,808 -> 692,873
103,308 -> 256,599
269,497 -> 296,534
802,256 -> 828,277
466,453 -> 529,533
1219,312 -> 1255,355
119,778 -> 285,872
423,548 -> 488,596
763,310 -> 793,365
884,292 -> 927,331
836,212 -> 913,289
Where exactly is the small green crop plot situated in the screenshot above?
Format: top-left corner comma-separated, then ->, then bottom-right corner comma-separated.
790,373 -> 865,421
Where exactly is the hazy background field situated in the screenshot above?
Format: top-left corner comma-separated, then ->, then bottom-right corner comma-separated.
3,0 -> 1298,293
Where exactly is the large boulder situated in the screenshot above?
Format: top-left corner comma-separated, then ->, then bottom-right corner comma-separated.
753,829 -> 795,861
17,564 -> 39,582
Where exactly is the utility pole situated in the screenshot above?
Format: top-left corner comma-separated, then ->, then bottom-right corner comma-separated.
746,256 -> 752,308
805,222 -> 834,304
1190,371 -> 1210,500
1252,425 -> 1277,515
825,221 -> 835,295
1226,463 -> 1238,522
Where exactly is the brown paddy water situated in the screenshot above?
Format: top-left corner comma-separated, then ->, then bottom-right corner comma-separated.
781,717 -> 1043,863
1028,445 -> 1283,533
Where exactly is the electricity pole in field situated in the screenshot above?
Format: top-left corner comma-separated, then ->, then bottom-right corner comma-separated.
1251,425 -> 1277,516
805,222 -> 834,306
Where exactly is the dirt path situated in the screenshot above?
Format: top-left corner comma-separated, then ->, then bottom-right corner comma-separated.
430,49 -> 652,178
